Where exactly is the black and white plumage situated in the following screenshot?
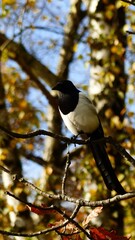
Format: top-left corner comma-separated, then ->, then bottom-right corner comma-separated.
52,80 -> 126,194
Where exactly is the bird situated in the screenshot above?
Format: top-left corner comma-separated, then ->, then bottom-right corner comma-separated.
52,80 -> 126,194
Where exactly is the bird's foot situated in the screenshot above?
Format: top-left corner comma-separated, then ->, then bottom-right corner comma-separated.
71,133 -> 81,146
71,135 -> 77,147
71,132 -> 85,146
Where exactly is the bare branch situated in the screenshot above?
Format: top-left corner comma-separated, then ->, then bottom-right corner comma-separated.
53,206 -> 92,239
62,146 -> 71,196
26,72 -> 56,107
121,0 -> 135,6
0,221 -> 71,237
0,125 -> 134,166
1,165 -> 135,207
4,191 -> 92,239
0,125 -> 85,144
24,153 -> 49,166
126,30 -> 135,34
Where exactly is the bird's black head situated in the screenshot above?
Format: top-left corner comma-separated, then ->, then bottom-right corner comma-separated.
52,80 -> 80,114
52,80 -> 79,94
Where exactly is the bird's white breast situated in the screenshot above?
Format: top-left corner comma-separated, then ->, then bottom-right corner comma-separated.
59,93 -> 99,136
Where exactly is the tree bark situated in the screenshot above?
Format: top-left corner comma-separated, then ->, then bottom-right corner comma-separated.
85,0 -> 127,234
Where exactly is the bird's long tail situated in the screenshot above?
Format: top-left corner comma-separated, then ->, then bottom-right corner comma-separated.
90,126 -> 126,195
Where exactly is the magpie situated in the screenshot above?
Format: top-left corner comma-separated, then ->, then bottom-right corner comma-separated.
52,80 -> 126,194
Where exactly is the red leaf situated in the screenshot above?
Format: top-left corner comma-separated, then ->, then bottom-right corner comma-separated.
61,236 -> 70,240
90,228 -> 106,240
90,227 -> 130,240
27,204 -> 56,215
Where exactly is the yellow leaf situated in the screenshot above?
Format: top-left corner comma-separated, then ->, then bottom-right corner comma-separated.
111,116 -> 122,129
72,43 -> 78,52
111,45 -> 118,53
46,166 -> 53,175
0,148 -> 8,160
8,205 -> 14,211
27,143 -> 34,151
19,111 -> 25,119
27,0 -> 36,8
105,72 -> 115,86
17,203 -> 26,212
14,187 -> 23,195
82,85 -> 88,91
117,1 -> 130,8
128,111 -> 134,117
19,100 -> 27,108
105,108 -> 114,119
77,54 -> 83,60
3,0 -> 16,5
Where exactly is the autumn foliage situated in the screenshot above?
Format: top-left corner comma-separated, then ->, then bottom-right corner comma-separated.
0,0 -> 135,239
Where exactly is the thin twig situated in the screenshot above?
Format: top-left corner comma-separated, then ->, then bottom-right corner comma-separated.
126,30 -> 135,34
5,191 -> 92,239
0,220 -> 72,237
121,0 -> 135,6
5,191 -> 54,211
53,205 -> 92,239
1,165 -> 135,207
62,145 -> 71,196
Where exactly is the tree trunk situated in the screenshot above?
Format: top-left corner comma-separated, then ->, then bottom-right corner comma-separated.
85,0 -> 127,234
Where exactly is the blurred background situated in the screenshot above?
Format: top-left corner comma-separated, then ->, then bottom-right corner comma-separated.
0,0 -> 135,239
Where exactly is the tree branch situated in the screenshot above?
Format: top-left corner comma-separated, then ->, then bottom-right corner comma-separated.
62,147 -> 71,196
0,125 -> 134,166
1,165 -> 135,208
121,0 -> 135,6
0,34 -> 56,107
126,30 -> 135,34
0,221 -> 71,238
0,33 -> 59,87
4,191 -> 92,239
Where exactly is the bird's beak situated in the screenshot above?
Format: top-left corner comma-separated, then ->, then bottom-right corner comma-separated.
52,85 -> 58,90
52,82 -> 61,91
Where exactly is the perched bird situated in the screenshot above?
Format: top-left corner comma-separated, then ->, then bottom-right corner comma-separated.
52,80 -> 126,194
